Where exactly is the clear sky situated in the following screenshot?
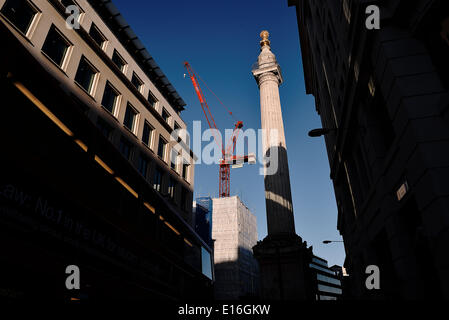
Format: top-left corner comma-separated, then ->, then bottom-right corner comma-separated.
112,0 -> 345,267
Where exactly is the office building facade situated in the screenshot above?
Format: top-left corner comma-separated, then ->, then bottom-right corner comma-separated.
310,256 -> 343,300
289,0 -> 449,298
0,0 -> 212,300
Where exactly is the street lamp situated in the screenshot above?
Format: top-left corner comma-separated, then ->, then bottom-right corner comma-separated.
308,128 -> 336,137
323,240 -> 344,244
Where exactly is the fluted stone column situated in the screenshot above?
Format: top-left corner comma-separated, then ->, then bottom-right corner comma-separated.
252,31 -> 313,300
252,30 -> 295,236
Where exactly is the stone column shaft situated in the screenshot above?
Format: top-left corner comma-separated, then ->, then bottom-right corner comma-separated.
253,31 -> 295,236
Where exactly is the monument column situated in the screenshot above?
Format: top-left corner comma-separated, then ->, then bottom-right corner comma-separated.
252,31 -> 313,300
252,30 -> 295,236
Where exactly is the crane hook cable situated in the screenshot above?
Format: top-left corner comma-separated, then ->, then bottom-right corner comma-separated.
190,65 -> 239,122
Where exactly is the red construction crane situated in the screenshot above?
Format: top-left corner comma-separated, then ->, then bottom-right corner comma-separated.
184,62 -> 255,197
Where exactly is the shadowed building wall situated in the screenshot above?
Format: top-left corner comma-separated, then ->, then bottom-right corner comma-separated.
289,0 -> 449,299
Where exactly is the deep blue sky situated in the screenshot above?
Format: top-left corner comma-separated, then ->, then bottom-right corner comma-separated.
112,0 -> 345,267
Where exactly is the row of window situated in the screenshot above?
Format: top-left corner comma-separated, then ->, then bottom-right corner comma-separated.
2,0 -> 193,211
99,112 -> 189,178
1,0 -> 178,127
1,0 -> 192,182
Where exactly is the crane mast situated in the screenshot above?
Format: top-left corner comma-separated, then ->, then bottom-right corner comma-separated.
184,62 -> 244,197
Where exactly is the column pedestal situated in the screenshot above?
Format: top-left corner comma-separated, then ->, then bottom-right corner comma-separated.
253,234 -> 314,300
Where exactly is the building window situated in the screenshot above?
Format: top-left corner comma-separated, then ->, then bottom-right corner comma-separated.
142,121 -> 154,148
170,149 -> 178,171
162,108 -> 170,123
153,167 -> 163,192
157,136 -> 167,160
174,122 -> 182,142
168,178 -> 176,200
1,0 -> 38,35
123,103 -> 138,133
131,72 -> 144,92
75,56 -> 98,95
41,25 -> 71,68
182,163 -> 189,181
119,137 -> 132,160
111,49 -> 126,72
96,117 -> 112,140
138,154 -> 149,178
89,23 -> 107,49
148,91 -> 157,108
101,82 -> 120,115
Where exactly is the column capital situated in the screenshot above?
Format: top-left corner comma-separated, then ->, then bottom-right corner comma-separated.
252,64 -> 283,86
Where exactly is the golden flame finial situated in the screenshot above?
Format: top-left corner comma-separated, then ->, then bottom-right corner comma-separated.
260,30 -> 270,47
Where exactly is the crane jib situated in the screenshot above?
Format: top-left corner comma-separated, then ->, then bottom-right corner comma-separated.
191,77 -> 204,104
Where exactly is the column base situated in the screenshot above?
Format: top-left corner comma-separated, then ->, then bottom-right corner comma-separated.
253,233 -> 315,300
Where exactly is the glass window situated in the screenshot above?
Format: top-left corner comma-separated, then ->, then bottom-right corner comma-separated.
119,137 -> 132,160
174,122 -> 182,141
96,117 -> 112,140
101,82 -> 119,114
309,263 -> 337,275
112,50 -> 126,72
201,247 -> 213,280
312,257 -> 328,267
75,57 -> 97,94
157,136 -> 167,160
89,23 -> 106,48
42,25 -> 70,67
317,284 -> 342,295
148,91 -> 157,107
317,274 -> 341,286
153,167 -> 163,192
170,149 -> 178,170
138,154 -> 149,177
131,73 -> 143,92
123,103 -> 137,132
182,163 -> 189,180
168,178 -> 176,199
1,0 -> 38,34
142,121 -> 153,147
162,108 -> 170,123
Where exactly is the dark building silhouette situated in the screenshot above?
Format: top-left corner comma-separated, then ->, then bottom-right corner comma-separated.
0,0 -> 212,301
289,0 -> 449,299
